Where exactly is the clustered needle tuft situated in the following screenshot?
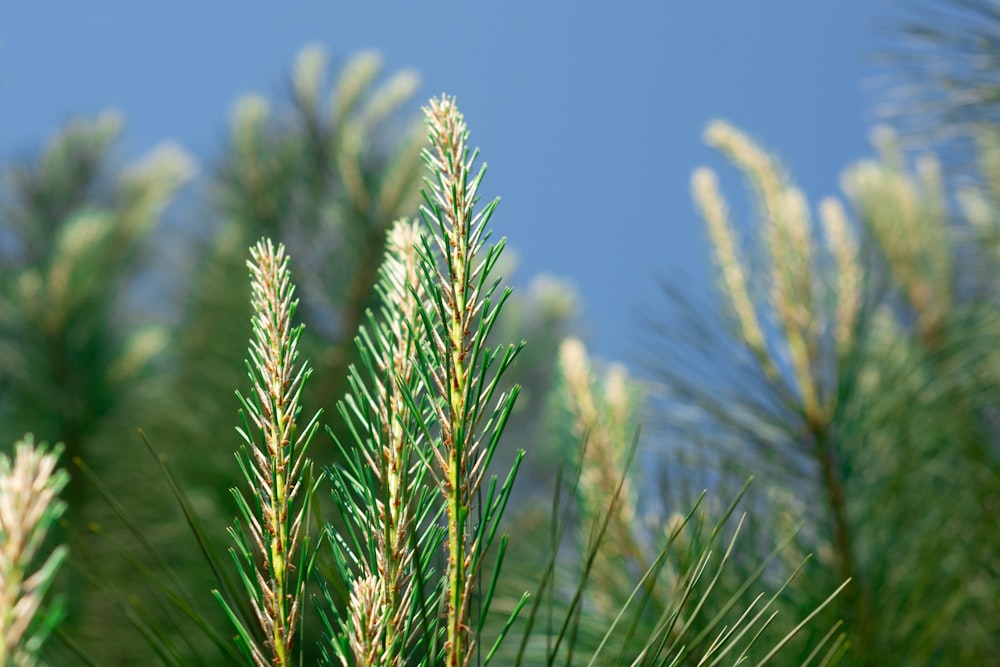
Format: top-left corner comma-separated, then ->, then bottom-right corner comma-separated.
220,238 -> 319,667
333,217 -> 426,667
417,95 -> 523,667
0,436 -> 68,667
705,121 -> 822,423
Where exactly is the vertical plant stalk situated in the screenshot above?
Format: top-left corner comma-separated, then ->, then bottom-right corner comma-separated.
418,96 -> 522,667
705,121 -> 822,426
691,167 -> 778,383
557,338 -> 643,617
0,436 -> 69,667
371,220 -> 424,664
426,95 -> 477,667
812,427 -> 864,650
337,218 -> 426,665
219,239 -> 319,667
819,197 -> 861,360
334,97 -> 522,665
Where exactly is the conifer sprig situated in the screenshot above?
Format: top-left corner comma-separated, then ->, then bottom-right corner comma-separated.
0,436 -> 68,667
704,121 -> 823,424
326,217 -> 437,666
326,97 -> 525,666
217,239 -> 320,667
415,95 -> 524,667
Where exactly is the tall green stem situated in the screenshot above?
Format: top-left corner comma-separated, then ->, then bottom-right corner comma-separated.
812,424 -> 870,663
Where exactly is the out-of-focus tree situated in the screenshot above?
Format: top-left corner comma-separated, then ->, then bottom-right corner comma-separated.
0,111 -> 195,660
878,0 -> 1000,163
0,113 -> 192,506
647,120 -> 1000,664
157,46 -> 428,499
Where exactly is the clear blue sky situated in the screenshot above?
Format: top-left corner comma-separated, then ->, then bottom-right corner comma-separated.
0,1 -> 897,364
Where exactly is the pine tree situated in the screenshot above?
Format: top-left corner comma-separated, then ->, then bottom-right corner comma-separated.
649,120 -> 1000,663
0,111 -> 194,660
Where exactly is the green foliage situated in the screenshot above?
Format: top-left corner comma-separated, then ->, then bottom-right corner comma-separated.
0,46 -> 585,666
493,340 -> 846,666
650,121 -> 1000,664
164,47 -> 427,495
3,16 -> 999,660
878,0 -> 1000,160
216,239 -> 321,667
0,111 -> 194,662
0,436 -> 69,667
0,112 -> 192,504
322,215 -> 445,665
83,93 -> 838,666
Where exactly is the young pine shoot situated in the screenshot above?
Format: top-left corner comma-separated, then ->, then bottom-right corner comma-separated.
217,239 -> 320,667
327,95 -> 525,667
414,96 -> 525,667
0,436 -> 69,667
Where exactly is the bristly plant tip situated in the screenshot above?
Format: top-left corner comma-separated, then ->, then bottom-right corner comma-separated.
216,238 -> 320,667
325,217 -> 432,667
416,94 -> 525,667
324,95 -> 527,667
0,436 -> 69,667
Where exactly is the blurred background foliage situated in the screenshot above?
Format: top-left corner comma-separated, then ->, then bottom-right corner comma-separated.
3,0 -> 1000,661
0,47 -> 582,664
644,120 -> 1000,664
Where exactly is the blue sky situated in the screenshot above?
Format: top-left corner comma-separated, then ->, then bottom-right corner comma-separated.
0,1 -> 897,364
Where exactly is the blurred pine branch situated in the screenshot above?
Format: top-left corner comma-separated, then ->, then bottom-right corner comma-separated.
647,119 -> 1000,664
